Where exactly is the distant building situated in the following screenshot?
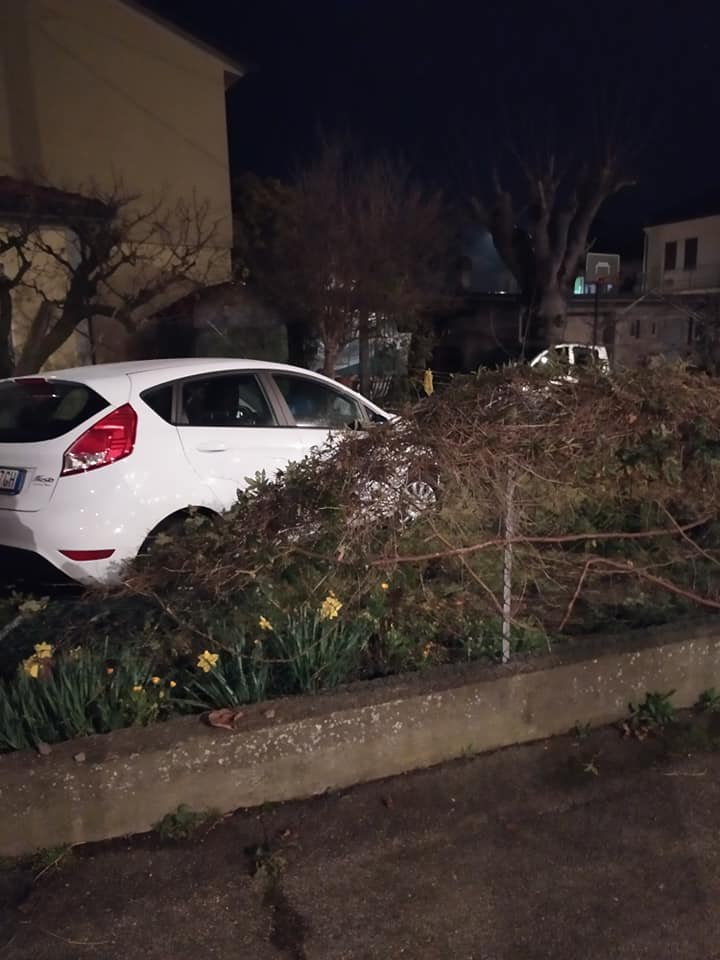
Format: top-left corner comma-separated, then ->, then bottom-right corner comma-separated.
643,201 -> 720,295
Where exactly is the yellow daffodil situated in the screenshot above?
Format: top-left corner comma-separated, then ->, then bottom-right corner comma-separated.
258,615 -> 273,632
151,676 -> 161,685
34,642 -> 54,660
319,591 -> 342,621
106,667 -> 115,675
132,685 -> 143,693
381,582 -> 390,591
197,650 -> 219,673
23,657 -> 40,678
169,680 -> 177,689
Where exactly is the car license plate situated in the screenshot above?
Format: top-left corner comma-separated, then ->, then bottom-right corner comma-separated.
0,467 -> 24,495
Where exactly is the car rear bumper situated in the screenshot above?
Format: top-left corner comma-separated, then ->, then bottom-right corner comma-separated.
0,544 -> 77,587
0,501 -> 140,585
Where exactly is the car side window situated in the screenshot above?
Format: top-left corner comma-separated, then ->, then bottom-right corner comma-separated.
180,374 -> 275,427
573,347 -> 595,367
141,385 -> 173,423
274,375 -> 362,428
363,406 -> 389,423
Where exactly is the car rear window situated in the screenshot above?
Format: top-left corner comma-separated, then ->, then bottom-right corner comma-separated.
0,379 -> 109,442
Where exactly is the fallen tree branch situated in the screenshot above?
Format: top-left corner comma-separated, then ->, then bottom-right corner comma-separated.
366,515 -> 714,567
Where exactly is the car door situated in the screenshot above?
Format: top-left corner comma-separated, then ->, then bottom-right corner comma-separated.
175,371 -> 293,510
269,373 -> 366,464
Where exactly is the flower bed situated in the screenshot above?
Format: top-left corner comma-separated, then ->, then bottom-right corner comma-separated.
4,364 -> 720,753
1,592 -> 544,753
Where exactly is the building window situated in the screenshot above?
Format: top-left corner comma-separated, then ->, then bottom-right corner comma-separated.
684,237 -> 698,270
664,241 -> 677,271
687,318 -> 694,345
651,320 -> 657,337
631,317 -> 641,339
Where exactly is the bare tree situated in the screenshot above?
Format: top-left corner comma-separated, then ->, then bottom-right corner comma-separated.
234,138 -> 452,385
475,146 -> 633,354
0,180 -> 220,377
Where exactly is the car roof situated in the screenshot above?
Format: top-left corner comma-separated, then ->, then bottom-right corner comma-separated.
33,358 -> 390,415
42,358 -> 319,381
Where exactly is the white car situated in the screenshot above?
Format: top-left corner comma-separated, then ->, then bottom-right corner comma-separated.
530,343 -> 610,380
0,359 -> 392,584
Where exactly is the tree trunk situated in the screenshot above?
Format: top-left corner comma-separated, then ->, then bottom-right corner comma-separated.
322,340 -> 339,379
358,314 -> 370,396
0,282 -> 15,378
407,318 -> 435,375
527,280 -> 567,356
286,320 -> 312,368
14,302 -> 68,376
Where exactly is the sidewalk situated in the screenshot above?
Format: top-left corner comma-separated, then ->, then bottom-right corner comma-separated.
2,719 -> 720,959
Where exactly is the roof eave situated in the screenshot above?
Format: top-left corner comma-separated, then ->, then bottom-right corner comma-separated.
119,0 -> 249,78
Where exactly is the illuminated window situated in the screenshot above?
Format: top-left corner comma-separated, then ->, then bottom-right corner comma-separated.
684,238 -> 698,270
573,276 -> 584,295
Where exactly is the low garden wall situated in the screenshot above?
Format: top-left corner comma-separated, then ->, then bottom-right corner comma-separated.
1,617 -> 718,857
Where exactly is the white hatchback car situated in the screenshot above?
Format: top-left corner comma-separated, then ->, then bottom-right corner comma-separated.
0,359 -> 391,584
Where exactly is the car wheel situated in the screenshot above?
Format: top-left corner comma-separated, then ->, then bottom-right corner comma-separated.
400,476 -> 439,523
139,510 -> 219,559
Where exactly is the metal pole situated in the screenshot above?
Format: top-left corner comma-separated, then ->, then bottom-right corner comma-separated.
502,473 -> 516,663
593,280 -> 600,347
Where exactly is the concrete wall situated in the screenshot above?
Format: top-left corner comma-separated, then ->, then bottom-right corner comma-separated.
644,216 -> 720,293
2,618 -> 720,857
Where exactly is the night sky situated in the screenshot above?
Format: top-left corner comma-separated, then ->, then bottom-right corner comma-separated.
144,0 -> 719,257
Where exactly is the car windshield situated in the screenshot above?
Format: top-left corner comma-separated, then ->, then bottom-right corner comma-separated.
0,379 -> 109,443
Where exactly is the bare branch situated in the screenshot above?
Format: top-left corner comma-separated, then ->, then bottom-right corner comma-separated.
3,179 -> 221,375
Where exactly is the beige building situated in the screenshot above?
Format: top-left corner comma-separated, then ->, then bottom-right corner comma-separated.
643,211 -> 720,295
0,0 -> 245,368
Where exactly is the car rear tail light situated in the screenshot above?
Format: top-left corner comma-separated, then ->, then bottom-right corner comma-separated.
61,404 -> 137,476
60,549 -> 115,561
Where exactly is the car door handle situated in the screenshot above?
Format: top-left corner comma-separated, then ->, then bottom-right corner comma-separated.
195,443 -> 228,453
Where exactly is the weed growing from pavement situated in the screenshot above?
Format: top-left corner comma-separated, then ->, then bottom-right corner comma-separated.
572,722 -> 593,742
696,688 -> 720,713
155,804 -> 218,841
625,691 -> 677,737
248,843 -> 287,886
